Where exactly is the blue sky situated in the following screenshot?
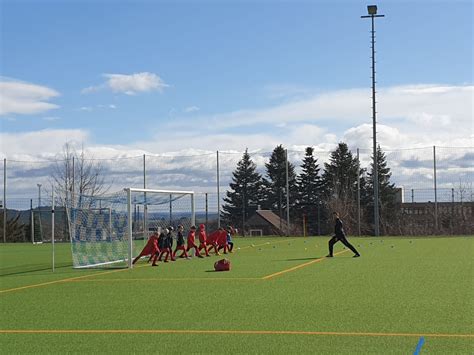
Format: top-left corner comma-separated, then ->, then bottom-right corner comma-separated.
0,0 -> 472,154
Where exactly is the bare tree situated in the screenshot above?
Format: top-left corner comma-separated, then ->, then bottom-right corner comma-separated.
455,179 -> 473,203
51,142 -> 110,208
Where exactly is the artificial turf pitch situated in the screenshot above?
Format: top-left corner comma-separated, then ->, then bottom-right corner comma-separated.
1,236 -> 473,354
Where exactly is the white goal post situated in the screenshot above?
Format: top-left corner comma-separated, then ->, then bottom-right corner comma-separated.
249,229 -> 263,236
125,188 -> 195,268
70,188 -> 195,269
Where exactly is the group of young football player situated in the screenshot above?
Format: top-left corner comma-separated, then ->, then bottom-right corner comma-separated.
132,224 -> 235,267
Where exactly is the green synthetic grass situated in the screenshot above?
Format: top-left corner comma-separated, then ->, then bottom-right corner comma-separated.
1,236 -> 473,354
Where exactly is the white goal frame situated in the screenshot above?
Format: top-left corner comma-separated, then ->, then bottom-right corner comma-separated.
125,188 -> 195,268
249,229 -> 263,236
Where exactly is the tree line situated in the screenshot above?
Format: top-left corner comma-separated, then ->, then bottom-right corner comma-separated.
221,142 -> 399,236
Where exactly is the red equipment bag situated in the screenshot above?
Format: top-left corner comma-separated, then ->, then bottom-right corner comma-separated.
214,258 -> 231,272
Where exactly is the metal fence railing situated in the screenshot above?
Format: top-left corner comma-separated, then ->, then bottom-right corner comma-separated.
1,145 -> 473,241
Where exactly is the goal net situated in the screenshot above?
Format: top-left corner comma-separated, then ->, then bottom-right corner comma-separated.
69,188 -> 195,268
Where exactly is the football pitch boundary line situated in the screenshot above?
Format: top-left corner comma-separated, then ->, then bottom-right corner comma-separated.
51,245 -> 343,283
0,238 -> 333,293
262,249 -> 349,280
0,265 -> 145,294
67,277 -> 261,282
0,329 -> 472,338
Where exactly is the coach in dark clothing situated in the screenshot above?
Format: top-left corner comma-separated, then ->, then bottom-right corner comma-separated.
327,212 -> 360,258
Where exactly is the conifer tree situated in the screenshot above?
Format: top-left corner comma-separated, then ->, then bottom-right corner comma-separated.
221,149 -> 263,229
263,145 -> 298,221
365,145 -> 399,234
321,142 -> 363,234
296,147 -> 323,235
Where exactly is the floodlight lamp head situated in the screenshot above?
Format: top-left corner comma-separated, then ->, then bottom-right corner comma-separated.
367,5 -> 378,15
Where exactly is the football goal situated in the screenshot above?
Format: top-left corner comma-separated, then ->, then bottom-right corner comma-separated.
69,188 -> 195,269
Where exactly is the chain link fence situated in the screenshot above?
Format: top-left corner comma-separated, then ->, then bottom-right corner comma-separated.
1,146 -> 473,241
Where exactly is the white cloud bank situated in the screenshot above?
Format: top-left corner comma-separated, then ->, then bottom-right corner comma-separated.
141,84 -> 472,152
82,72 -> 168,95
0,129 -> 89,158
171,84 -> 472,132
0,78 -> 60,116
1,83 -> 472,198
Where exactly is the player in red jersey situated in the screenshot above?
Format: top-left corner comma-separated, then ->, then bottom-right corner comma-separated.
197,224 -> 210,257
186,225 -> 202,257
206,229 -> 221,255
132,231 -> 160,265
216,227 -> 229,254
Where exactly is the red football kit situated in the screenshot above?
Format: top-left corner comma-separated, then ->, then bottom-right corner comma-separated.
132,235 -> 159,265
198,224 -> 209,256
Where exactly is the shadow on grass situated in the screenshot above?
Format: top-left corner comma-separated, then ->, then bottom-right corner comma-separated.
0,263 -> 129,277
0,263 -> 74,277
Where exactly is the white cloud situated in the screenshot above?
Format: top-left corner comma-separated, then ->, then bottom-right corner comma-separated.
0,129 -> 89,158
0,78 -> 60,116
1,83 -> 472,198
80,106 -> 93,111
82,72 -> 168,95
184,106 -> 200,113
173,84 -> 472,134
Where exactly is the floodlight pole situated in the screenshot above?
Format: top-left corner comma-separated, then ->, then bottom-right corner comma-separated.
361,5 -> 384,237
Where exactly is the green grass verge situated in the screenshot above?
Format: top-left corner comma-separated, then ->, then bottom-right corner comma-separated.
1,236 -> 473,353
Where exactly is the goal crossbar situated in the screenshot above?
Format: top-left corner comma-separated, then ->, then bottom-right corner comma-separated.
125,188 -> 195,195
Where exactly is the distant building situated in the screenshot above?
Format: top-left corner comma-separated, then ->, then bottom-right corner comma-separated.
246,209 -> 291,236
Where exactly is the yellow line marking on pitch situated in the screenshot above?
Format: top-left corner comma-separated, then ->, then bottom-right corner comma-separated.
0,265 -> 147,294
262,249 -> 349,280
0,238 -> 313,293
0,329 -> 472,338
67,277 -> 261,282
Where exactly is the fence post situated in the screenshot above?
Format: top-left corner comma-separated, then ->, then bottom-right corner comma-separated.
357,148 -> 361,236
72,156 -> 75,207
169,194 -> 172,226
217,151 -> 220,228
3,158 -> 6,243
285,149 -> 290,236
143,154 -> 147,237
433,146 -> 438,232
52,188 -> 55,272
30,199 -> 34,243
191,193 -> 195,227
205,193 -> 208,229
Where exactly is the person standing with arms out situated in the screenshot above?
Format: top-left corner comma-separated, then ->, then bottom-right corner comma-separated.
327,212 -> 361,258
